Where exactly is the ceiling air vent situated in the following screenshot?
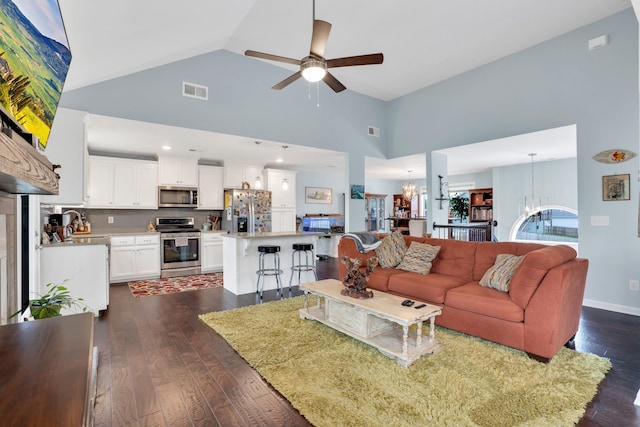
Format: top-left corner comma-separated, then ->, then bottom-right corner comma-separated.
182,81 -> 208,100
367,126 -> 380,137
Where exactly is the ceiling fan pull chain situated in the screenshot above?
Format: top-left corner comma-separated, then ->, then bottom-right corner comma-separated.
317,82 -> 320,107
308,81 -> 312,99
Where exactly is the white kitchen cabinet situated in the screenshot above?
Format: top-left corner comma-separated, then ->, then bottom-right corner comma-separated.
110,234 -> 160,283
87,156 -> 157,209
40,243 -> 109,316
198,165 -> 224,209
265,169 -> 297,208
158,157 -> 198,187
224,163 -> 263,189
272,208 -> 296,232
86,156 -> 115,207
201,232 -> 224,273
41,108 -> 88,206
113,160 -> 158,208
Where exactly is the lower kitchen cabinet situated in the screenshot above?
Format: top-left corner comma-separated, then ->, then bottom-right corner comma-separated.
110,234 -> 160,283
40,243 -> 109,316
201,232 -> 224,273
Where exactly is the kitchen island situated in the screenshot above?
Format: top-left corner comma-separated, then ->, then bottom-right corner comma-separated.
222,232 -> 322,295
40,237 -> 110,316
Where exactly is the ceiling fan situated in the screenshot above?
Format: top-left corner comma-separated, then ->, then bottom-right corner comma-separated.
244,0 -> 383,93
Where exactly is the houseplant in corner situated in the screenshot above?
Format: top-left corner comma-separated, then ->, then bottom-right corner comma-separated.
10,281 -> 88,320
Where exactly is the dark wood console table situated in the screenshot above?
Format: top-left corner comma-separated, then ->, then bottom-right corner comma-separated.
0,313 -> 96,426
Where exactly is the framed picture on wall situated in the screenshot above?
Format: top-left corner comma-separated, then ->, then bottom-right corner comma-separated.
305,187 -> 332,204
602,174 -> 630,201
351,184 -> 365,199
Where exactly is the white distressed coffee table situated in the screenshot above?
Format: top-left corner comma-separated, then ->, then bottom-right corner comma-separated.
299,279 -> 442,367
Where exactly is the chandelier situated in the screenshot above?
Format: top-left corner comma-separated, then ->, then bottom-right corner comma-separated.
523,153 -> 542,217
402,170 -> 418,202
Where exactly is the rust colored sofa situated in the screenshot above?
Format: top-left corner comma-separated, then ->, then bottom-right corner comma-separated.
338,235 -> 588,361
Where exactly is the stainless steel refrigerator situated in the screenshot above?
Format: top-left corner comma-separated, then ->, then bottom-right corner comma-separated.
222,189 -> 272,233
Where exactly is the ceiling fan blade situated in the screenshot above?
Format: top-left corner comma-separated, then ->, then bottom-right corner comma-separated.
322,72 -> 346,93
310,20 -> 332,58
245,50 -> 301,66
326,53 -> 384,68
272,71 -> 302,90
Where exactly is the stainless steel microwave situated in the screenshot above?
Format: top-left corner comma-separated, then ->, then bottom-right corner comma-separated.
158,186 -> 198,208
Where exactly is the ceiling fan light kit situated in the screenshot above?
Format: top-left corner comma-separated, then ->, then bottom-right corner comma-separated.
300,56 -> 327,82
244,1 -> 383,94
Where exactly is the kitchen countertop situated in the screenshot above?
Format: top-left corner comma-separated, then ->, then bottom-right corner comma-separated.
43,236 -> 111,247
223,231 -> 323,239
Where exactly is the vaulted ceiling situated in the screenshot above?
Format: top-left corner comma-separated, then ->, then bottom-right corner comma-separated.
57,0 -> 632,177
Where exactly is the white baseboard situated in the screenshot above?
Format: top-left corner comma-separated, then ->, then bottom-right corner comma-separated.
582,299 -> 640,317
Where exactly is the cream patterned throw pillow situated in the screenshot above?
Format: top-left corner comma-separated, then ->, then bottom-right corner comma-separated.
396,241 -> 441,275
479,254 -> 524,292
375,231 -> 407,268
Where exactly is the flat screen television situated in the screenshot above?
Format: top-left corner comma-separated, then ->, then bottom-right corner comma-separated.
0,0 -> 71,150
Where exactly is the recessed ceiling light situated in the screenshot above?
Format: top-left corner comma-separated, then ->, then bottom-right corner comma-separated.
276,158 -> 283,163
161,145 -> 172,150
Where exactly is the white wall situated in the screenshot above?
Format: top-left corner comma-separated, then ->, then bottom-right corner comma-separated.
493,158 -> 578,243
295,171 -> 346,217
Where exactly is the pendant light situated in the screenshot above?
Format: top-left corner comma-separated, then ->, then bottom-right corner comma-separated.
254,141 -> 263,189
402,170 -> 418,202
281,145 -> 289,191
523,153 -> 542,217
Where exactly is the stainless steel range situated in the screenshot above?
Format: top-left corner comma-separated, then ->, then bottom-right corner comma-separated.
156,217 -> 201,278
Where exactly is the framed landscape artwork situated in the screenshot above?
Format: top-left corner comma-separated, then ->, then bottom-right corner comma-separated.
602,174 -> 630,201
305,187 -> 332,204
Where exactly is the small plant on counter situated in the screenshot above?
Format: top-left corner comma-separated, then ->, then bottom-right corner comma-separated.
10,281 -> 89,320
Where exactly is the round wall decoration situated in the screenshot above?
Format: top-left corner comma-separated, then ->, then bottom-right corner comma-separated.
592,149 -> 636,164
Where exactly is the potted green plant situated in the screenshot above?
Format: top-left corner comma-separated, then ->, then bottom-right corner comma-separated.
10,281 -> 88,320
449,194 -> 469,222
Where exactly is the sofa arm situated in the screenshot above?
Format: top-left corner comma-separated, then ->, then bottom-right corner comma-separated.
523,258 -> 588,359
337,237 -> 380,281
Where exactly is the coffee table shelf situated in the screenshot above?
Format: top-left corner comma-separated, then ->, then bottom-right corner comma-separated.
300,279 -> 442,367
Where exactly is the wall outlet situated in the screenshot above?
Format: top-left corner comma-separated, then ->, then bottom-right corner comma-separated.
108,216 -> 114,224
629,280 -> 640,292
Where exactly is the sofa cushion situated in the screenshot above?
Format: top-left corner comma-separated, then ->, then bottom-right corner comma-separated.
366,267 -> 405,292
479,254 -> 524,292
445,282 -> 524,322
375,231 -> 407,268
509,245 -> 578,309
396,242 -> 441,275
387,272 -> 467,304
422,238 -> 477,281
473,242 -> 544,281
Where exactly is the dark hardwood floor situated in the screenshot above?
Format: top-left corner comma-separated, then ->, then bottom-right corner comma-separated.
94,257 -> 640,426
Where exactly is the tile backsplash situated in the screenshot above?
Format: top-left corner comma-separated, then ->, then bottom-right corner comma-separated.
52,207 -> 223,233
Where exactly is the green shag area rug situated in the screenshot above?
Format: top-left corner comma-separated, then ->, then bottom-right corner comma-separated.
199,296 -> 610,427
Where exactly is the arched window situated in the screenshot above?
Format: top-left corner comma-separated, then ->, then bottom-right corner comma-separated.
512,207 -> 578,243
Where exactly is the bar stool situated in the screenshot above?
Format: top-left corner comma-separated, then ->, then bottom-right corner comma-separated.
289,243 -> 318,292
256,245 -> 283,299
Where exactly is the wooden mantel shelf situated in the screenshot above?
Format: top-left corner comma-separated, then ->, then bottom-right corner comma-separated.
0,131 -> 59,195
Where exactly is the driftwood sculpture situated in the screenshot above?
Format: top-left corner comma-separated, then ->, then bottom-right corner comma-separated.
340,255 -> 378,299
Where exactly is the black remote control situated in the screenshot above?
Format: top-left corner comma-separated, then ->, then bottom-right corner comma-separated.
401,299 -> 415,306
414,304 -> 426,309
